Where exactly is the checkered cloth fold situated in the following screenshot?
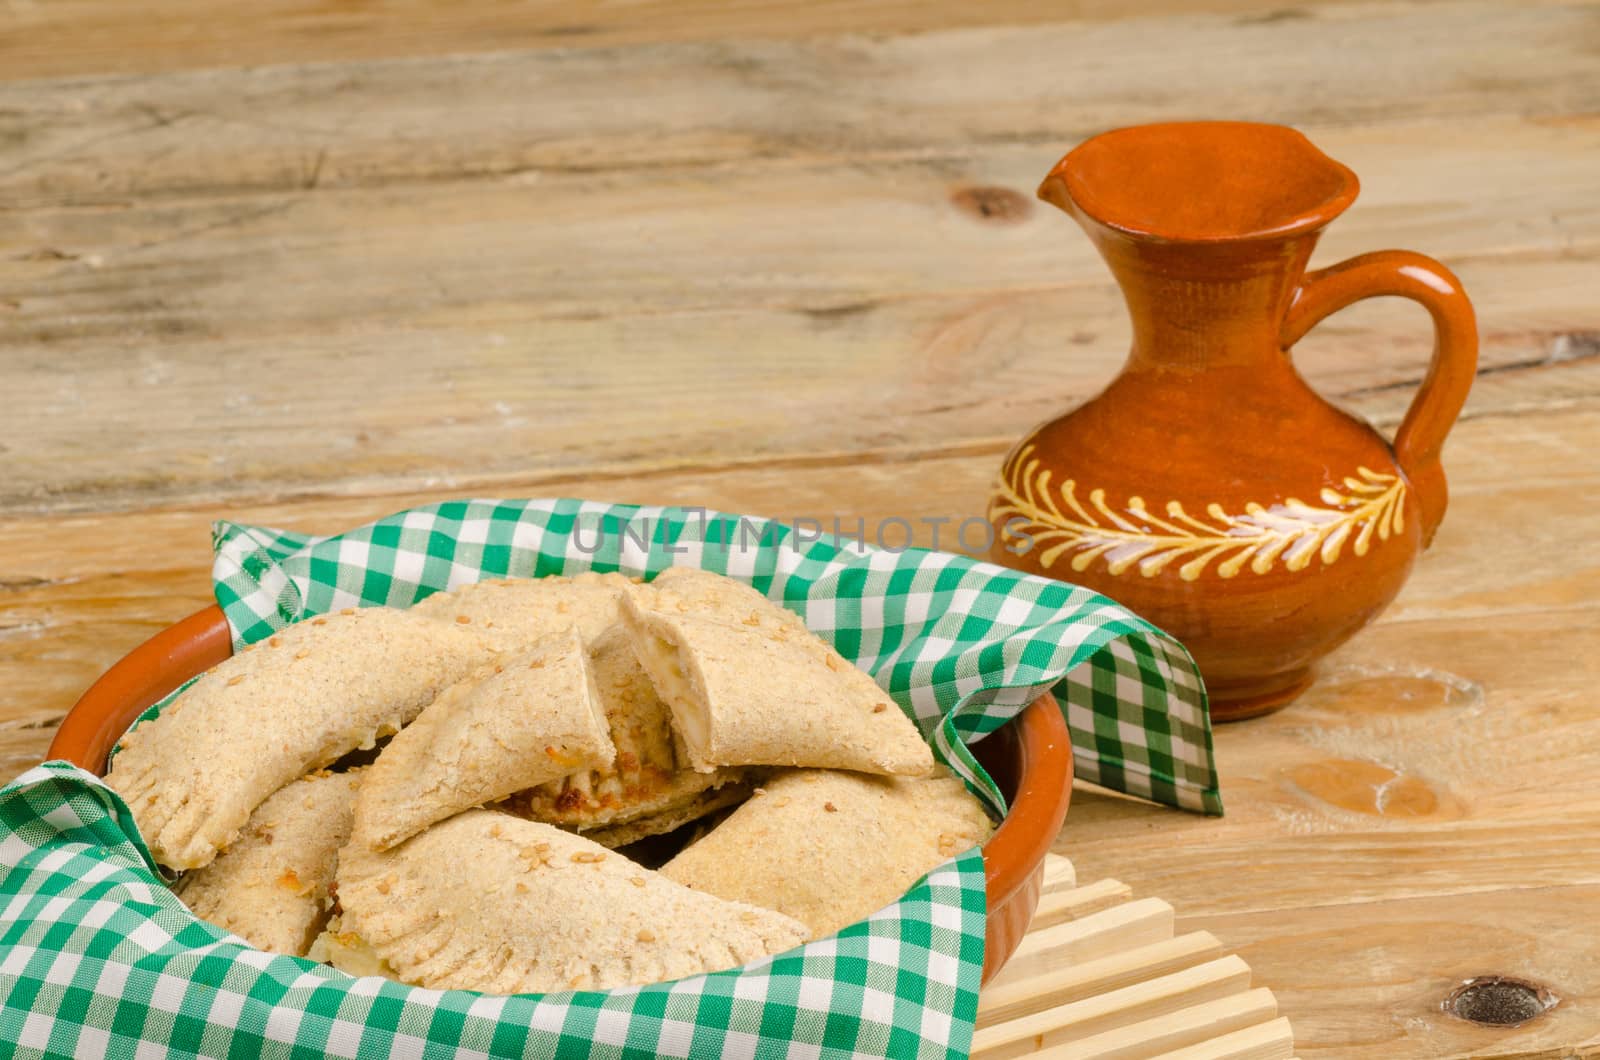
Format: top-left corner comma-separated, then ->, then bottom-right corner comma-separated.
0,498 -> 1218,1060
214,500 -> 1219,815
0,763 -> 984,1060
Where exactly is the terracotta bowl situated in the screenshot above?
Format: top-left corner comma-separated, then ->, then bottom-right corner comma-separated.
49,605 -> 1073,984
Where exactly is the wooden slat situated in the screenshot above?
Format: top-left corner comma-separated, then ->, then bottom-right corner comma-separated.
982,854 -> 1286,1054
3,133 -> 1597,515
978,933 -> 1229,1030
3,2 -> 1599,516
0,0 -> 1575,83
1025,990 -> 1280,1060
1032,879 -> 1136,929
1146,1019 -> 1296,1060
973,957 -> 1254,1059
1003,900 -> 1176,983
7,121 -> 1592,317
5,4 -> 1598,206
1043,855 -> 1078,893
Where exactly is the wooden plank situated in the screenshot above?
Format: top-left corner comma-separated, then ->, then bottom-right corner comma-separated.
1043,855 -> 1079,893
1004,900 -> 1176,983
3,8 -> 1596,519
1061,613 -> 1600,908
3,253 -> 1595,518
1173,887 -> 1600,1060
1146,1018 -> 1295,1060
1023,989 -> 1279,1060
1057,663 -> 1600,930
7,119 -> 1593,321
0,376 -> 1596,1057
3,123 -> 1597,515
4,4 -> 1597,206
978,933 -> 1230,1028
973,957 -> 1253,1059
0,0 -> 1559,83
1033,879 -> 1136,929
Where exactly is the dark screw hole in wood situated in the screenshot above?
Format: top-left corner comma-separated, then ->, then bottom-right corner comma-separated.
950,186 -> 1033,224
1443,977 -> 1557,1028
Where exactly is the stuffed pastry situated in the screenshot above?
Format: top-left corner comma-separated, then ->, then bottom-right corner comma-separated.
662,767 -> 993,937
622,598 -> 931,776
107,608 -> 503,870
412,572 -> 632,643
504,627 -> 746,843
175,769 -> 363,956
630,567 -> 810,638
332,810 -> 807,992
351,628 -> 615,851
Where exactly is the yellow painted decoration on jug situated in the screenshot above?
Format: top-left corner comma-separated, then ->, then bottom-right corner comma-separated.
989,446 -> 1407,582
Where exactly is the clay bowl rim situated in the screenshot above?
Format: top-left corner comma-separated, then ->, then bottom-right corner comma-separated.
48,604 -> 1073,980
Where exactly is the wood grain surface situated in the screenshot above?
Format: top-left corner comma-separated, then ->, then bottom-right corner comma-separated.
8,0 -> 1566,82
2,2 -> 1597,1056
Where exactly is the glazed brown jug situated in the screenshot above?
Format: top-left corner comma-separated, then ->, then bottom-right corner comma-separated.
987,122 -> 1477,721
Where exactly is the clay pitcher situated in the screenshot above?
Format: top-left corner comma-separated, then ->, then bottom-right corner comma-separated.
987,122 -> 1477,721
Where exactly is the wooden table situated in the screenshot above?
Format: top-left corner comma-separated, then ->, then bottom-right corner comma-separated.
2,2 -> 1597,1056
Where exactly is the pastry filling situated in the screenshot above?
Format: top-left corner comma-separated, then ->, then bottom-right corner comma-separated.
308,916 -> 400,981
633,632 -> 710,764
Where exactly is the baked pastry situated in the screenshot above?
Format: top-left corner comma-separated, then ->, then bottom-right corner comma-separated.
412,572 -> 632,643
662,767 -> 993,937
621,597 -> 932,776
350,629 -> 615,851
107,608 -> 502,870
145,568 -> 968,996
630,567 -> 810,637
175,769 -> 363,956
505,627 -> 745,843
417,574 -> 745,842
332,810 -> 807,992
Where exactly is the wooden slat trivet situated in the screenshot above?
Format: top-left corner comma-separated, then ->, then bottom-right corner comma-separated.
976,855 -> 1295,1059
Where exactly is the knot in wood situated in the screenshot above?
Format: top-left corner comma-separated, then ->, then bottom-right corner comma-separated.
950,185 -> 1032,224
1443,976 -> 1557,1027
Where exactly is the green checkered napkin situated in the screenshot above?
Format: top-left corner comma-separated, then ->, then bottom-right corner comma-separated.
0,763 -> 985,1060
0,498 -> 1219,1060
213,500 -> 1219,815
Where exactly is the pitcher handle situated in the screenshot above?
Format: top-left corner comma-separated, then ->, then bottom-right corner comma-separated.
1281,250 -> 1477,547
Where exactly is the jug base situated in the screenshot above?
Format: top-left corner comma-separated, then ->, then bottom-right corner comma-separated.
1207,668 -> 1314,723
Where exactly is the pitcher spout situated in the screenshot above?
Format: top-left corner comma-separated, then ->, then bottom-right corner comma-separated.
1036,170 -> 1077,221
1038,123 -> 1366,368
1038,121 -> 1359,245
